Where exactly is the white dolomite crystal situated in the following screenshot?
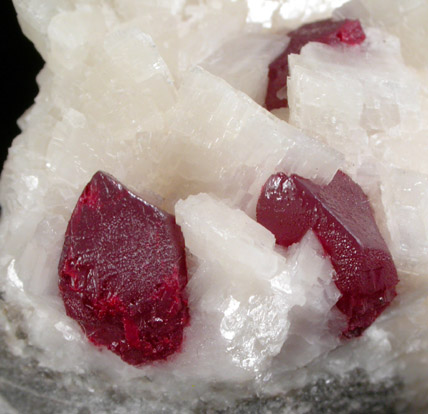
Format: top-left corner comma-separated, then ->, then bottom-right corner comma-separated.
154,67 -> 342,215
336,0 -> 428,70
174,194 -> 341,382
201,32 -> 290,105
288,28 -> 427,172
287,27 -> 428,278
246,0 -> 348,30
284,13 -> 428,409
1,0 -> 428,412
381,168 -> 428,274
1,0 -> 344,394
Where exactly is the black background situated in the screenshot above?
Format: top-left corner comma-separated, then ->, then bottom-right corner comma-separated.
1,0 -> 44,172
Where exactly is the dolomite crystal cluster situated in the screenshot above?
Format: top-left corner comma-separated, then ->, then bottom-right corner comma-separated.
1,0 -> 428,412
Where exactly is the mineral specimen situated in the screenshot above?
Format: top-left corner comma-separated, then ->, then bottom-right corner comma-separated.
155,67 -> 342,215
286,25 -> 428,278
336,0 -> 428,69
257,170 -> 398,338
174,193 -> 340,381
58,171 -> 189,365
265,18 -> 365,110
201,33 -> 289,106
2,0 -> 428,412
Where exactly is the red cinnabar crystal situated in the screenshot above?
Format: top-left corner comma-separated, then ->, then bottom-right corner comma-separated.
257,171 -> 398,338
58,171 -> 189,365
265,19 -> 366,110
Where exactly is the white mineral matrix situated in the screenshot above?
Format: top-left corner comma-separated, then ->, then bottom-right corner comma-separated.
1,0 -> 428,413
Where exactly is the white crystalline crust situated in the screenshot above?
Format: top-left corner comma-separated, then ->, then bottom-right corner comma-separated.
201,32 -> 290,106
286,6 -> 428,409
174,195 -> 341,383
287,27 -> 428,275
1,0 -> 428,410
336,0 -> 428,70
153,67 -> 341,215
1,0 -> 343,400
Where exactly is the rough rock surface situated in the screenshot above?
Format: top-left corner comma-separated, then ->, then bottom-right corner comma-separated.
0,329 -> 407,414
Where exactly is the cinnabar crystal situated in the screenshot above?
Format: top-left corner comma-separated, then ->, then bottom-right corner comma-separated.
58,171 -> 189,365
257,171 -> 398,338
265,19 -> 366,110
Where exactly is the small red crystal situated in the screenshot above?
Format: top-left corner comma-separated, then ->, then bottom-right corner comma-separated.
257,171 -> 398,338
58,171 -> 189,365
265,19 -> 366,110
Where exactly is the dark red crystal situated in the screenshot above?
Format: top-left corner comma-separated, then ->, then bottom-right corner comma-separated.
257,170 -> 398,338
265,19 -> 366,110
58,171 -> 189,365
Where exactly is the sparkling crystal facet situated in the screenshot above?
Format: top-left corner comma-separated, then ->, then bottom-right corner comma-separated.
257,170 -> 398,337
265,19 -> 365,110
58,171 -> 189,365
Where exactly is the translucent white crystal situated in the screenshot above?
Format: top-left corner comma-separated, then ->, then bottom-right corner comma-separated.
287,28 -> 428,279
336,0 -> 428,70
202,32 -> 289,105
12,0 -> 73,59
0,11 -> 179,379
381,168 -> 428,274
47,7 -> 108,71
288,28 -> 427,173
2,0 -> 428,411
247,0 -> 348,30
282,23 -> 428,409
154,67 -> 342,215
177,0 -> 249,75
174,193 -> 340,381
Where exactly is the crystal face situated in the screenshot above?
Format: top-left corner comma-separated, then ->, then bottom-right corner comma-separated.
265,18 -> 365,110
3,0 -> 428,411
58,171 -> 189,365
256,170 -> 398,338
174,193 -> 341,381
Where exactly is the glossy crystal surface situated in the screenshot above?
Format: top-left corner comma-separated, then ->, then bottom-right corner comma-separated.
265,18 -> 365,110
257,170 -> 398,337
2,0 -> 428,411
174,193 -> 340,381
58,171 -> 189,365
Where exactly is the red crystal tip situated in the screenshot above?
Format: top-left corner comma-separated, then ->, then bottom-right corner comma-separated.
265,18 -> 366,110
58,171 -> 189,366
257,170 -> 398,338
